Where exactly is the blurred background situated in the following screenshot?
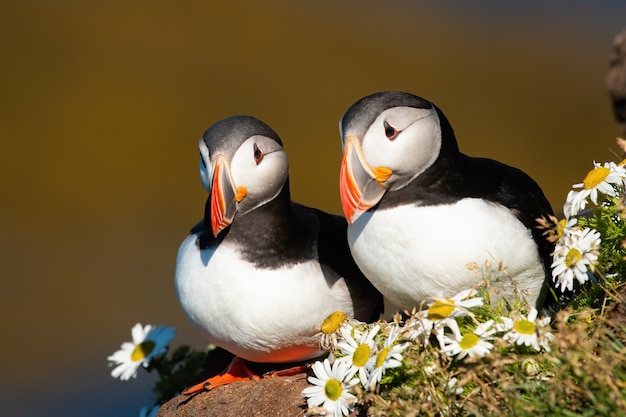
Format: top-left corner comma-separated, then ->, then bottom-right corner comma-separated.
1,1 -> 625,416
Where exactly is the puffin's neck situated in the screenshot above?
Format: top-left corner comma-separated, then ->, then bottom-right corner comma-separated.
197,178 -> 318,269
377,147 -> 466,210
229,181 -> 295,243
199,180 -> 294,247
216,180 -> 315,268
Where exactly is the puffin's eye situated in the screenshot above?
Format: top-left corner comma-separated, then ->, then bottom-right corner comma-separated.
253,143 -> 264,164
383,121 -> 399,140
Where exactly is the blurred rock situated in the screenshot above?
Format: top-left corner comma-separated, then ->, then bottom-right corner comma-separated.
608,27 -> 626,134
157,372 -> 310,417
157,370 -> 365,417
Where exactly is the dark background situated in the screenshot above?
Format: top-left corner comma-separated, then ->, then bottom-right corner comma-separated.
2,1 -> 625,416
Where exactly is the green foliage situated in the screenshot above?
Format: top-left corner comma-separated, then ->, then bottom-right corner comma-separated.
579,196 -> 626,281
359,310 -> 626,417
148,345 -> 210,405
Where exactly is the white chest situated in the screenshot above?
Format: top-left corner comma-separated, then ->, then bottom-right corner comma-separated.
347,199 -> 545,309
174,234 -> 353,363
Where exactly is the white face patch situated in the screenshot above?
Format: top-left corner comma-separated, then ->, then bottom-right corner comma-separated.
361,106 -> 442,191
229,135 -> 289,215
198,139 -> 212,192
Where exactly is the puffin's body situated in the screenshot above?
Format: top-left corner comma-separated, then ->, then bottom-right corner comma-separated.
338,92 -> 554,310
175,116 -> 381,369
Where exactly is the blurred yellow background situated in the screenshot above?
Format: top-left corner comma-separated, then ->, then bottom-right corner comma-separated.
1,1 -> 624,416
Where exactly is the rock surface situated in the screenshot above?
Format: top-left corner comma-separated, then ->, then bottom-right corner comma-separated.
156,368 -> 366,417
157,372 -> 311,417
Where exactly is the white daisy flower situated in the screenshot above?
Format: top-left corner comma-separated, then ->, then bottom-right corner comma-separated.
403,309 -> 436,344
428,288 -> 484,317
565,161 -> 626,217
442,319 -> 496,360
535,316 -> 555,352
366,325 -> 409,391
538,215 -> 578,244
563,189 -> 588,219
317,311 -> 351,351
107,323 -> 175,381
497,308 -> 552,352
335,324 -> 379,387
551,227 -> 601,292
405,288 -> 483,348
557,217 -> 580,240
302,358 -> 358,417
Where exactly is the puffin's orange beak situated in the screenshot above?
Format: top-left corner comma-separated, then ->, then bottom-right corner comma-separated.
339,136 -> 391,225
210,156 -> 238,237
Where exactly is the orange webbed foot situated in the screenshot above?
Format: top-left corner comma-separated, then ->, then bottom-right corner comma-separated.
183,357 -> 260,395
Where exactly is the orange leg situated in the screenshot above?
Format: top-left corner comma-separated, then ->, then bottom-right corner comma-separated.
183,357 -> 260,395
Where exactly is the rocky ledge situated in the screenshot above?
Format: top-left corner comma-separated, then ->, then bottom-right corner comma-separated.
157,371 -> 313,417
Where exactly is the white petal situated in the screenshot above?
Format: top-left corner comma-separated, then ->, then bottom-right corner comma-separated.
131,323 -> 149,345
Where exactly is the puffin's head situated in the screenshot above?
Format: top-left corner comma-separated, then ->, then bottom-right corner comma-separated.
339,91 -> 456,224
199,115 -> 289,237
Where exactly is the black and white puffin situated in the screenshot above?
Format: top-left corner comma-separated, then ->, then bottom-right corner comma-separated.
338,91 -> 555,311
175,115 -> 382,393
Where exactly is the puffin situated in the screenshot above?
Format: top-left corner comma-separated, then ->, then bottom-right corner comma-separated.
338,91 -> 555,311
175,115 -> 382,393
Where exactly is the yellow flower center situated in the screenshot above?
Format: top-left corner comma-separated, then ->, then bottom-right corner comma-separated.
373,166 -> 392,183
514,318 -> 536,335
428,299 -> 455,320
459,333 -> 480,350
324,378 -> 343,401
375,347 -> 390,368
556,218 -> 567,239
131,340 -> 155,362
352,344 -> 371,367
321,311 -> 348,335
582,166 -> 610,190
565,247 -> 582,268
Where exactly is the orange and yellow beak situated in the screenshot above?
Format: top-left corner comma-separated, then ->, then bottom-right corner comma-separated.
210,156 -> 246,237
339,136 -> 392,225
